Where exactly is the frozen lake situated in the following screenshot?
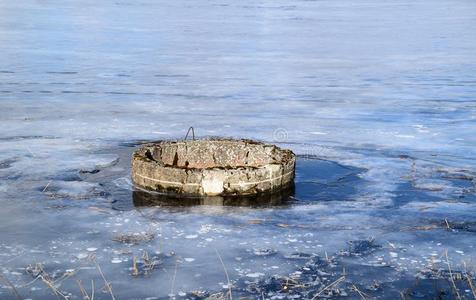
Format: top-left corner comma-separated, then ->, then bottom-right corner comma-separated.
1,0 -> 476,299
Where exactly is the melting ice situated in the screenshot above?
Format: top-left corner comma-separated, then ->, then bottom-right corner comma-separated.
1,0 -> 476,299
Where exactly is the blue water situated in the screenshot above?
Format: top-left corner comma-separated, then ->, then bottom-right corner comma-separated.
1,0 -> 476,299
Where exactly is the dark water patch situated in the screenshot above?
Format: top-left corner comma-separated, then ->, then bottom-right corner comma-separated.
103,91 -> 157,96
46,71 -> 78,74
294,157 -> 364,202
159,93 -> 213,99
295,174 -> 362,202
0,135 -> 58,141
118,140 -> 150,147
104,91 -> 137,95
96,90 -> 155,96
0,157 -> 18,169
79,169 -> 100,174
154,74 -> 189,78
295,156 -> 362,183
285,252 -> 318,261
340,239 -> 382,257
61,90 -> 81,94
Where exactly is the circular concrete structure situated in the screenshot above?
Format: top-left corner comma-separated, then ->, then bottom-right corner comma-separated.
131,139 -> 295,197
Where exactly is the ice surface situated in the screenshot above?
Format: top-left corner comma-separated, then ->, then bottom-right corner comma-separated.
1,0 -> 476,299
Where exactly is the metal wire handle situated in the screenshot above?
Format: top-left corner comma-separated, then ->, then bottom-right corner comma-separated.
184,126 -> 195,140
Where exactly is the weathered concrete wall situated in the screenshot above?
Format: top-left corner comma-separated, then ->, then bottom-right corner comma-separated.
131,139 -> 295,196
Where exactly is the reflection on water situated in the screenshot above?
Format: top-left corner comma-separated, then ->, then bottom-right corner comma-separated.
133,186 -> 295,207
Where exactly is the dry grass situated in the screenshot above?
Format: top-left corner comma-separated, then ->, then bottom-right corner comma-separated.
169,259 -> 178,300
94,259 -> 116,300
215,248 -> 233,300
310,275 -> 346,300
76,279 -> 94,300
21,259 -> 115,300
465,272 -> 476,299
445,250 -> 462,300
25,263 -> 71,300
130,251 -> 161,277
5,245 -> 475,300
279,276 -> 309,291
351,284 -> 369,300
463,262 -> 476,300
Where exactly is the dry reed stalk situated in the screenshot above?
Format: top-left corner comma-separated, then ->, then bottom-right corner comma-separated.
91,280 -> 95,300
42,180 -> 52,192
399,291 -> 407,300
463,262 -> 476,299
465,273 -> 476,300
94,260 -> 116,300
215,248 -> 233,300
352,284 -> 369,300
39,274 -> 68,300
169,259 -> 178,300
0,273 -> 22,300
444,250 -> 462,300
311,276 -> 345,300
445,219 -> 451,230
77,279 -> 91,300
132,256 -> 139,276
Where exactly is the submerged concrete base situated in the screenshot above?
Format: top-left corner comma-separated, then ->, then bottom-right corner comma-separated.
131,139 -> 295,197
